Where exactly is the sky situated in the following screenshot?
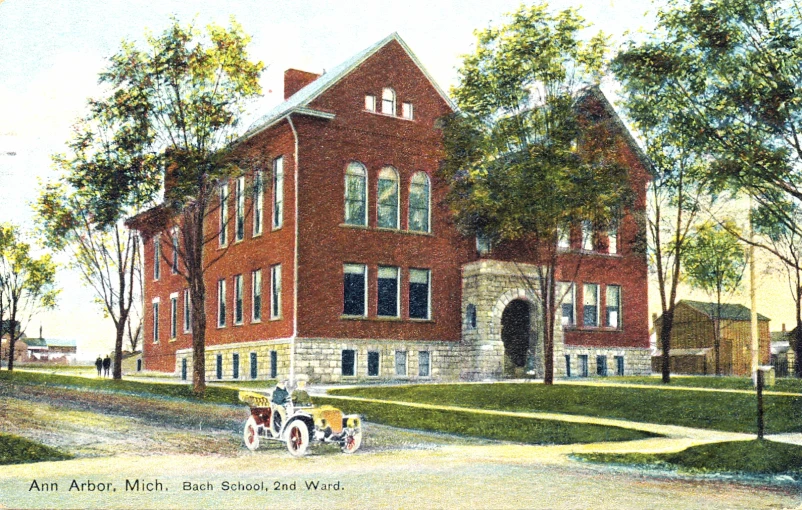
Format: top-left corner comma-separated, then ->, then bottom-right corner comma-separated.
0,0 -> 794,360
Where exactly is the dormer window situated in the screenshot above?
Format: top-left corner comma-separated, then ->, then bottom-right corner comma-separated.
382,88 -> 396,116
365,94 -> 376,112
402,102 -> 414,120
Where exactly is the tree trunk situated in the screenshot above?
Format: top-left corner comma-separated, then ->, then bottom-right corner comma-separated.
715,294 -> 722,376
796,313 -> 802,379
660,308 -> 674,383
7,306 -> 17,372
542,271 -> 555,385
113,312 -> 127,380
186,201 -> 207,397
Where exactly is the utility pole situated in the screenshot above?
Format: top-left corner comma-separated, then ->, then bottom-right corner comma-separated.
750,195 -> 759,385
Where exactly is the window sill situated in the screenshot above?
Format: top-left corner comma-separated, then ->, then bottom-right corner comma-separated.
269,315 -> 282,321
253,232 -> 263,239
233,239 -> 244,245
564,326 -> 622,333
272,225 -> 283,232
363,109 -> 415,122
340,224 -> 433,236
217,325 -> 226,329
234,322 -> 244,327
340,314 -> 368,320
251,319 -> 262,324
375,316 -> 402,321
169,338 -> 176,343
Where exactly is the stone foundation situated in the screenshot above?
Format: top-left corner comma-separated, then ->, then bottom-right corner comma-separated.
562,346 -> 651,377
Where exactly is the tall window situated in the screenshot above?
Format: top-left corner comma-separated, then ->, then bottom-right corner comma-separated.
466,304 -> 477,329
253,170 -> 264,235
234,274 -> 243,325
557,227 -> 570,250
183,288 -> 191,333
152,299 -> 160,343
273,157 -> 284,228
250,352 -> 258,379
252,269 -> 262,322
382,87 -> 396,115
606,285 -> 621,328
219,183 -> 229,246
419,351 -> 430,377
596,355 -> 608,376
608,224 -> 618,255
377,266 -> 399,317
583,283 -> 599,327
216,354 -> 222,379
409,268 -> 430,320
218,279 -> 227,327
171,229 -> 179,273
345,162 -> 367,226
377,167 -> 399,229
235,176 -> 245,241
409,172 -> 430,232
365,94 -> 376,112
233,353 -> 240,379
270,264 -> 282,319
558,282 -> 575,326
153,237 -> 161,280
170,294 -> 177,339
343,264 -> 367,316
342,349 -> 356,376
367,351 -> 380,377
402,102 -> 414,120
581,221 -> 594,251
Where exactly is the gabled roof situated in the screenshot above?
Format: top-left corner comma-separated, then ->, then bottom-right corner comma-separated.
242,32 -> 455,140
46,338 -> 77,348
22,337 -> 47,348
681,300 -> 770,322
579,86 -> 654,175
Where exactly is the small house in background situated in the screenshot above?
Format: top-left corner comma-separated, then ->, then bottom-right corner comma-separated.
652,300 -> 771,376
771,323 -> 797,377
120,351 -> 143,375
45,339 -> 77,363
21,337 -> 47,360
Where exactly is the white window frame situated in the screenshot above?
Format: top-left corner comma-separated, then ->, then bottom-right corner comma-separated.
342,263 -> 367,317
169,292 -> 178,340
218,278 -> 227,328
183,288 -> 191,333
581,221 -> 594,251
151,297 -> 160,344
171,228 -> 179,274
234,274 -> 244,325
153,237 -> 161,280
252,269 -> 262,323
344,162 -> 368,226
235,176 -> 245,242
583,283 -> 599,327
408,172 -> 431,233
219,183 -> 229,246
558,282 -> 576,327
418,350 -> 431,377
377,266 -> 400,318
606,284 -> 622,329
365,94 -> 376,112
608,224 -> 618,255
382,87 -> 396,116
402,102 -> 414,120
557,227 -> 570,250
270,264 -> 282,319
395,350 -> 408,376
273,156 -> 284,229
254,170 -> 264,236
377,167 -> 400,229
409,268 -> 431,320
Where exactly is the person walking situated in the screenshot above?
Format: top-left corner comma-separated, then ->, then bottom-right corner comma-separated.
95,356 -> 103,377
102,355 -> 111,378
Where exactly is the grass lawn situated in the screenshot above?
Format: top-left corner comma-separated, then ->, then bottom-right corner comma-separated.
314,397 -> 654,444
330,383 -> 802,434
576,440 -> 802,476
0,370 -> 241,405
602,376 -> 802,393
0,434 -> 73,465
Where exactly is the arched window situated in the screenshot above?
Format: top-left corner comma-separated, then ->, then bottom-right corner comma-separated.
382,88 -> 396,116
377,167 -> 399,229
409,172 -> 430,232
344,162 -> 367,226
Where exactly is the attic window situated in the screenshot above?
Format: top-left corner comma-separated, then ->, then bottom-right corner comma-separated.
365,94 -> 376,112
382,88 -> 396,116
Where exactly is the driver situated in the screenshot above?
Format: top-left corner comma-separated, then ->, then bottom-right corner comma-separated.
269,380 -> 290,437
272,380 -> 290,406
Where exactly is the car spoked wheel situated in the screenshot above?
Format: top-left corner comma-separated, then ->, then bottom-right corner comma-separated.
243,416 -> 260,451
286,421 -> 309,457
341,427 -> 362,454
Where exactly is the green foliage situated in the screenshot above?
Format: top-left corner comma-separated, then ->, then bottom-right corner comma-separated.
441,3 -> 631,245
0,224 -> 59,317
0,434 -> 73,465
577,439 -> 802,475
313,397 -> 652,444
331,383 -> 802,434
0,370 -> 240,405
682,220 -> 745,299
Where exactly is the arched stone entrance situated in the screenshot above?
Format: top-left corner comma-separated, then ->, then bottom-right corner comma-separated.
501,300 -> 531,376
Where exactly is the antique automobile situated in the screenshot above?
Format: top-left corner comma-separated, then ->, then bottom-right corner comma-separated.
239,386 -> 363,456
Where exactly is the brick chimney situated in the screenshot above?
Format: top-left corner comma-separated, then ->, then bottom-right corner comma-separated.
284,69 -> 321,100
783,323 -> 787,333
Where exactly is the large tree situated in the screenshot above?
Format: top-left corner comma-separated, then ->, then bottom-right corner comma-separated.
0,225 -> 59,371
70,19 -> 264,395
682,220 -> 746,375
614,0 -> 802,375
440,4 -> 633,384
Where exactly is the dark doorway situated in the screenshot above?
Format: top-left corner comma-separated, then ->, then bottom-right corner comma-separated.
501,299 -> 531,376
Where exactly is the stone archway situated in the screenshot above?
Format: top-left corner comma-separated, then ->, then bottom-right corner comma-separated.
501,299 -> 531,376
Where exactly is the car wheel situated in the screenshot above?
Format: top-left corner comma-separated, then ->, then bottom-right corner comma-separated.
243,416 -> 260,451
341,426 -> 362,454
285,421 -> 309,457
270,407 -> 285,438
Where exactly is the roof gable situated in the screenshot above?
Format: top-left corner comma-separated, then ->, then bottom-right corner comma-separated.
681,300 -> 770,322
243,33 -> 455,139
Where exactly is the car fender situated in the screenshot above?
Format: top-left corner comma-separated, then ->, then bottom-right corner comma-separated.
282,414 -> 314,439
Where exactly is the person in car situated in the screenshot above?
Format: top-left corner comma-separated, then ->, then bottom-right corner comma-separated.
272,380 -> 289,406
